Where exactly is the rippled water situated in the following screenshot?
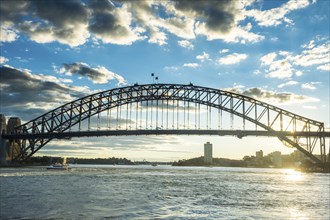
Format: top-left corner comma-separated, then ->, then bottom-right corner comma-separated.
0,165 -> 329,219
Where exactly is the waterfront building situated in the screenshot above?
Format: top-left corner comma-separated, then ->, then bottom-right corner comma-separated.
256,150 -> 263,159
292,150 -> 305,162
270,151 -> 282,167
204,141 -> 213,164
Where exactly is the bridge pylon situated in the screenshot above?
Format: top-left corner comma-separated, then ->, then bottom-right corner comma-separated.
0,114 -> 22,165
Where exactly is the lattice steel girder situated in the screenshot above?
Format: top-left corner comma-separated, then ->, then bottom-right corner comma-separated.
8,83 -> 328,164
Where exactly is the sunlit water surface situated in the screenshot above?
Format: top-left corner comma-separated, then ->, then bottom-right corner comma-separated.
1,165 -> 329,219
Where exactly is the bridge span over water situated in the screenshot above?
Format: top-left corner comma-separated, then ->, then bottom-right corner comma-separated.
1,84 -> 329,169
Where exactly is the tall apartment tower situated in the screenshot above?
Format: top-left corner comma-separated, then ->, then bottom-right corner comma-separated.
256,150 -> 263,159
204,141 -> 213,164
270,151 -> 282,167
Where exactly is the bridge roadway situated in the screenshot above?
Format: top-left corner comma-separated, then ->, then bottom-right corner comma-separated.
3,129 -> 330,140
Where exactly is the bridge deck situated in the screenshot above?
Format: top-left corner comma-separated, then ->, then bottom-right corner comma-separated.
3,129 -> 330,139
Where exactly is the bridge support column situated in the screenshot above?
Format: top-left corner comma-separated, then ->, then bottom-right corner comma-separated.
7,117 -> 22,163
0,115 -> 22,165
0,114 -> 8,165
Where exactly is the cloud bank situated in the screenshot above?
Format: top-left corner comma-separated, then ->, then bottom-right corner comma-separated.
1,0 -> 311,47
260,38 -> 330,79
226,87 -> 319,105
0,65 -> 91,120
218,53 -> 248,65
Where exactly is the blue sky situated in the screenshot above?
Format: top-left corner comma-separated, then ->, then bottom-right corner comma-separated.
0,0 -> 329,161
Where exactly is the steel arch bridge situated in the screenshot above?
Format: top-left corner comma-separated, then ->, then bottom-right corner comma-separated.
3,83 -> 330,167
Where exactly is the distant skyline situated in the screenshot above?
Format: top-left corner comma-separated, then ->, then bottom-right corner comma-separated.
0,0 -> 329,161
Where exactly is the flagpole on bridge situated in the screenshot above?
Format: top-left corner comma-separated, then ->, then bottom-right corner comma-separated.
151,73 -> 155,83
151,73 -> 159,84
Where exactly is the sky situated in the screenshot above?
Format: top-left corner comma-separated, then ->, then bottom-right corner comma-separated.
0,0 -> 329,161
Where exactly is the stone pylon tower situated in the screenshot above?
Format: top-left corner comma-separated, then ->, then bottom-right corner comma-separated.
0,114 -> 8,165
0,115 -> 22,165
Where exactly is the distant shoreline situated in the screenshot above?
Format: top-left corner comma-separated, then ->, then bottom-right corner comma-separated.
1,164 -> 328,173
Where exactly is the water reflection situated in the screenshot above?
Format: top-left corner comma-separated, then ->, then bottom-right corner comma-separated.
289,207 -> 308,220
283,169 -> 304,181
1,166 -> 328,219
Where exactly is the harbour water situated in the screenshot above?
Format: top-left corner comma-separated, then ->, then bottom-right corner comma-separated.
0,165 -> 329,219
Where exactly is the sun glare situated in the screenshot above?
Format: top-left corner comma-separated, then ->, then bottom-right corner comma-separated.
283,169 -> 304,181
289,208 -> 308,220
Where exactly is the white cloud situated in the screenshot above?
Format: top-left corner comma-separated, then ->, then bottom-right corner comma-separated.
245,0 -> 311,27
278,81 -> 298,88
302,40 -> 315,49
178,40 -> 194,50
283,17 -> 294,26
301,82 -> 321,90
32,73 -> 73,84
0,56 -> 9,64
317,63 -> 330,71
301,83 -> 316,90
279,51 -> 290,56
260,38 -> 329,79
97,66 -> 127,85
232,83 -> 245,89
218,53 -> 248,65
266,59 -> 296,79
0,26 -> 18,42
183,63 -> 199,68
163,66 -> 180,73
226,87 -> 319,106
19,21 -> 90,47
293,41 -> 330,68
303,105 -> 317,109
219,49 -> 229,54
90,4 -> 147,45
60,62 -> 127,85
0,0 -> 268,47
148,29 -> 167,45
253,70 -> 261,75
196,52 -> 210,62
260,53 -> 277,65
295,70 -> 303,76
195,23 -> 264,44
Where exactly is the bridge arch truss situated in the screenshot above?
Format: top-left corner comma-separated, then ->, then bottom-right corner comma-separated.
7,84 -> 328,166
